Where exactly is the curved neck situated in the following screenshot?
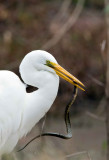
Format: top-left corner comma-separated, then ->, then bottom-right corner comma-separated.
19,74 -> 59,137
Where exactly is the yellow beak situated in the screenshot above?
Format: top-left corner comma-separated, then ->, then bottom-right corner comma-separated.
46,61 -> 85,91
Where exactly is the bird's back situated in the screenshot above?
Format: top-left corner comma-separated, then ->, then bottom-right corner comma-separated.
0,71 -> 26,155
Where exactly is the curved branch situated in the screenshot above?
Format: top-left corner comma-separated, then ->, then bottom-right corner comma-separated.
42,0 -> 85,50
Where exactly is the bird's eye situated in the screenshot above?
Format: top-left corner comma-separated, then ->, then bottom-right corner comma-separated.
45,60 -> 54,68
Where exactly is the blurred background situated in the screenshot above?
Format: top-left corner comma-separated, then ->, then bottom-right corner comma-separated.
0,0 -> 107,160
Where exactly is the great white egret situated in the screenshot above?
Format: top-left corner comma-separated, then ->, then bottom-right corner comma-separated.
0,50 -> 84,156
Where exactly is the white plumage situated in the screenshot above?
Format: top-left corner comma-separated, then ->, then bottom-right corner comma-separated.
0,50 -> 84,155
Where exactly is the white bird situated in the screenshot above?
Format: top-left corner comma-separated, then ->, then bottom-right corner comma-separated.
0,50 -> 84,156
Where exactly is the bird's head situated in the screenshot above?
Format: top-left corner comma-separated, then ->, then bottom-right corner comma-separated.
20,50 -> 85,90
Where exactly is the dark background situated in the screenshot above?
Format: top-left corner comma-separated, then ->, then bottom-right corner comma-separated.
0,0 -> 107,160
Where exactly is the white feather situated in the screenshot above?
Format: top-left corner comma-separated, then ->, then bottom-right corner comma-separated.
0,50 -> 59,155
